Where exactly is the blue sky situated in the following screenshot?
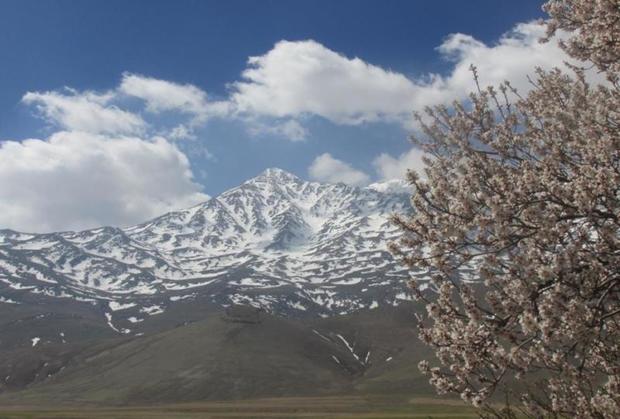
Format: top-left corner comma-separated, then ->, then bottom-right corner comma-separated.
1,0 -> 571,232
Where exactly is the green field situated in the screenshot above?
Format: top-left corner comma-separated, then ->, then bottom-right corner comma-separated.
0,396 -> 477,419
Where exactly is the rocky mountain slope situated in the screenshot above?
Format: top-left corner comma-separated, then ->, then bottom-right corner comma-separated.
0,168 -> 417,333
0,169 -> 439,404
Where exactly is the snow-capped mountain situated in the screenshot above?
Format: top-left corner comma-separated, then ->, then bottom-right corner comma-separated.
0,168 -> 415,321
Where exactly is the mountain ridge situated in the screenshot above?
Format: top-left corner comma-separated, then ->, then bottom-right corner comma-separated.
0,169 -> 416,334
0,169 -> 438,404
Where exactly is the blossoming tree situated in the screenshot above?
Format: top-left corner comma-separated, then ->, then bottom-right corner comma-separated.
391,1 -> 620,417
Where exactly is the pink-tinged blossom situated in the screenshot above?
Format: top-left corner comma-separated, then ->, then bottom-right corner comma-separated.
392,1 -> 620,417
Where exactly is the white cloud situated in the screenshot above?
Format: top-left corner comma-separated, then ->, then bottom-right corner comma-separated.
230,40 -> 417,125
118,73 -> 233,140
20,23 -> 577,143
12,80 -> 215,232
247,119 -> 308,141
373,148 -> 428,180
423,22 -> 572,107
308,153 -> 370,186
2,21 -> 584,232
228,23 -> 581,130
0,132 -> 208,233
22,89 -> 145,135
119,73 -> 209,117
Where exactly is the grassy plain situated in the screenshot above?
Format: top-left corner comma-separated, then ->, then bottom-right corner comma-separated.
0,396 -> 477,419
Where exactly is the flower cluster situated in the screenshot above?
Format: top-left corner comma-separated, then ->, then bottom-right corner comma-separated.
391,1 -> 620,417
544,0 -> 620,78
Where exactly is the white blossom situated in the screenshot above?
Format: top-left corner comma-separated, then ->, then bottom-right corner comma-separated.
391,1 -> 620,417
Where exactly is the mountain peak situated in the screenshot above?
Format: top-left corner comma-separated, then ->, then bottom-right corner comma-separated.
0,163 -> 412,320
254,168 -> 303,183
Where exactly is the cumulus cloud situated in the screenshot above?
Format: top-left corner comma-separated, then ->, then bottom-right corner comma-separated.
0,131 -> 208,233
118,73 -> 234,140
119,73 -> 209,117
11,78 -> 215,232
308,153 -> 370,186
230,40 -> 417,125
373,148 -> 428,180
228,22 -> 580,131
424,22 -> 571,106
2,21 -> 582,232
23,74 -> 228,141
22,23 -> 576,143
22,89 -> 145,135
